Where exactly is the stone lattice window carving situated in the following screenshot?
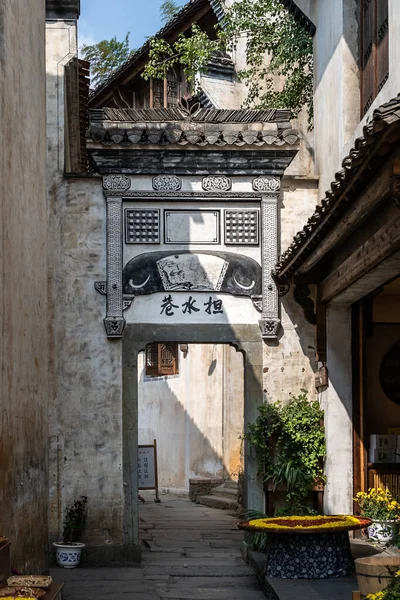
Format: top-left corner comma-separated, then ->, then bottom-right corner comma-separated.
224,210 -> 259,245
360,0 -> 389,116
145,343 -> 179,377
125,209 -> 160,244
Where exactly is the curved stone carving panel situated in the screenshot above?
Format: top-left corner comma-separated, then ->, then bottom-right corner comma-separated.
202,176 -> 232,191
152,175 -> 182,191
103,174 -> 131,191
123,251 -> 262,298
252,176 -> 280,192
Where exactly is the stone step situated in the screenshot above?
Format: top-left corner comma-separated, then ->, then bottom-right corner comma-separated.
212,484 -> 238,499
196,494 -> 238,511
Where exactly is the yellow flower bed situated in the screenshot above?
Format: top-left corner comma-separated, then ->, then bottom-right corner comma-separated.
244,515 -> 363,531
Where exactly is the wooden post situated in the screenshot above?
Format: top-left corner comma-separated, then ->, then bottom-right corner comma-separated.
154,439 -> 160,503
163,78 -> 168,108
149,77 -> 154,108
352,591 -> 361,600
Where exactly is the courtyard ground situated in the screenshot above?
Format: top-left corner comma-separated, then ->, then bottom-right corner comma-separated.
51,491 -> 382,599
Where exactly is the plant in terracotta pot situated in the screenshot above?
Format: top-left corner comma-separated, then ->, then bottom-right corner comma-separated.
53,496 -> 88,568
355,488 -> 400,545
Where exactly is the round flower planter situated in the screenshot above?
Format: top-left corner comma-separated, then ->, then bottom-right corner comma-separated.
53,542 -> 85,568
238,516 -> 371,579
367,520 -> 398,544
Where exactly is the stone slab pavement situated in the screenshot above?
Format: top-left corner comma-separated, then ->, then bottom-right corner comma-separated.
51,492 -> 388,600
51,492 -> 265,600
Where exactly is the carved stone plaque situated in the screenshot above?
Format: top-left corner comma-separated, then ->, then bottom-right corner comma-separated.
164,210 -> 220,244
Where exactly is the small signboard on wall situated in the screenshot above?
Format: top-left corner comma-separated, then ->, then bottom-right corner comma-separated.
138,439 -> 160,502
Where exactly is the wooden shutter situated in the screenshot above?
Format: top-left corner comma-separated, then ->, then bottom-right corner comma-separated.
360,0 -> 389,117
158,343 -> 178,376
146,343 -> 159,376
145,343 -> 178,376
361,0 -> 375,115
376,0 -> 389,94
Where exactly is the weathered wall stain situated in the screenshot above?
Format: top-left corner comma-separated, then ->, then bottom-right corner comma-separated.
0,0 -> 48,573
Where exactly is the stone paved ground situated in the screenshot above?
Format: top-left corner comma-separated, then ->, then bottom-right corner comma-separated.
51,493 -> 386,600
51,492 -> 266,600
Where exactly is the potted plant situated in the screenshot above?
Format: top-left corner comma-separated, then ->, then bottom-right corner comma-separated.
244,391 -> 326,513
355,488 -> 400,545
53,496 -> 88,568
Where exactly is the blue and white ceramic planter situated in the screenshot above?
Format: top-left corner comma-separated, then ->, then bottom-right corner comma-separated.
53,542 -> 85,568
367,520 -> 398,545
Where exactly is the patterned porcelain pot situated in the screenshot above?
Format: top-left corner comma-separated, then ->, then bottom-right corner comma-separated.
367,520 -> 398,544
53,542 -> 85,568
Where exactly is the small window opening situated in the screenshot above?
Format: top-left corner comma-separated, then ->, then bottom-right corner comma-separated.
145,343 -> 179,377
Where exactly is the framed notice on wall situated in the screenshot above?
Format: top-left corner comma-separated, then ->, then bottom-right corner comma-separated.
138,439 -> 160,502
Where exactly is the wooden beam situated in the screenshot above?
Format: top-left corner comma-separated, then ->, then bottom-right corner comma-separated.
315,289 -> 326,363
149,77 -> 154,108
320,207 -> 400,303
163,78 -> 168,109
297,163 -> 393,274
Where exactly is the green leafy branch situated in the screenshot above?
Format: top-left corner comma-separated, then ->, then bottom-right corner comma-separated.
142,0 -> 313,125
143,24 -> 223,93
244,391 -> 326,512
223,0 -> 313,126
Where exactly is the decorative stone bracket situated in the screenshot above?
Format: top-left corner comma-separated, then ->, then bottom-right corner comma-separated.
257,176 -> 281,340
104,193 -> 125,338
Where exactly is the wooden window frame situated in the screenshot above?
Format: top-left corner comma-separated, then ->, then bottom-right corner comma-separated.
145,342 -> 179,377
360,0 -> 389,118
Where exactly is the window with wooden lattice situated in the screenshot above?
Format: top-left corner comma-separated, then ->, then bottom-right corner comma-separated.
360,0 -> 389,117
145,343 -> 179,377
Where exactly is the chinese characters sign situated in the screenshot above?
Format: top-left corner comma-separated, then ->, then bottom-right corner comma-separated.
138,446 -> 156,489
160,295 -> 223,316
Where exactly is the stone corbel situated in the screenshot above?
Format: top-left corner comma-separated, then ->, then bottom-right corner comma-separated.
257,176 -> 281,340
103,178 -> 125,337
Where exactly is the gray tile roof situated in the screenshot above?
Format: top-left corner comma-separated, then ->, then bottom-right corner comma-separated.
87,106 -> 299,148
273,93 -> 400,279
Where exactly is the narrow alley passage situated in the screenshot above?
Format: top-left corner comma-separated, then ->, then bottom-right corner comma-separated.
52,493 -> 266,600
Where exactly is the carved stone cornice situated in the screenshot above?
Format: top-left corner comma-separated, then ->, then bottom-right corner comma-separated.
103,191 -> 263,200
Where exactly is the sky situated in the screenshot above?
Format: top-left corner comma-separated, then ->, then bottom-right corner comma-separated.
79,0 -> 186,51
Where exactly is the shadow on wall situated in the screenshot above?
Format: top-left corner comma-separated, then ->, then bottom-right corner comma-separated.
137,343 -> 244,490
280,286 -> 316,373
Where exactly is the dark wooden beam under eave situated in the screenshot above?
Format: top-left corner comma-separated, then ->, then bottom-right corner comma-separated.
319,202 -> 400,304
46,0 -> 80,19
